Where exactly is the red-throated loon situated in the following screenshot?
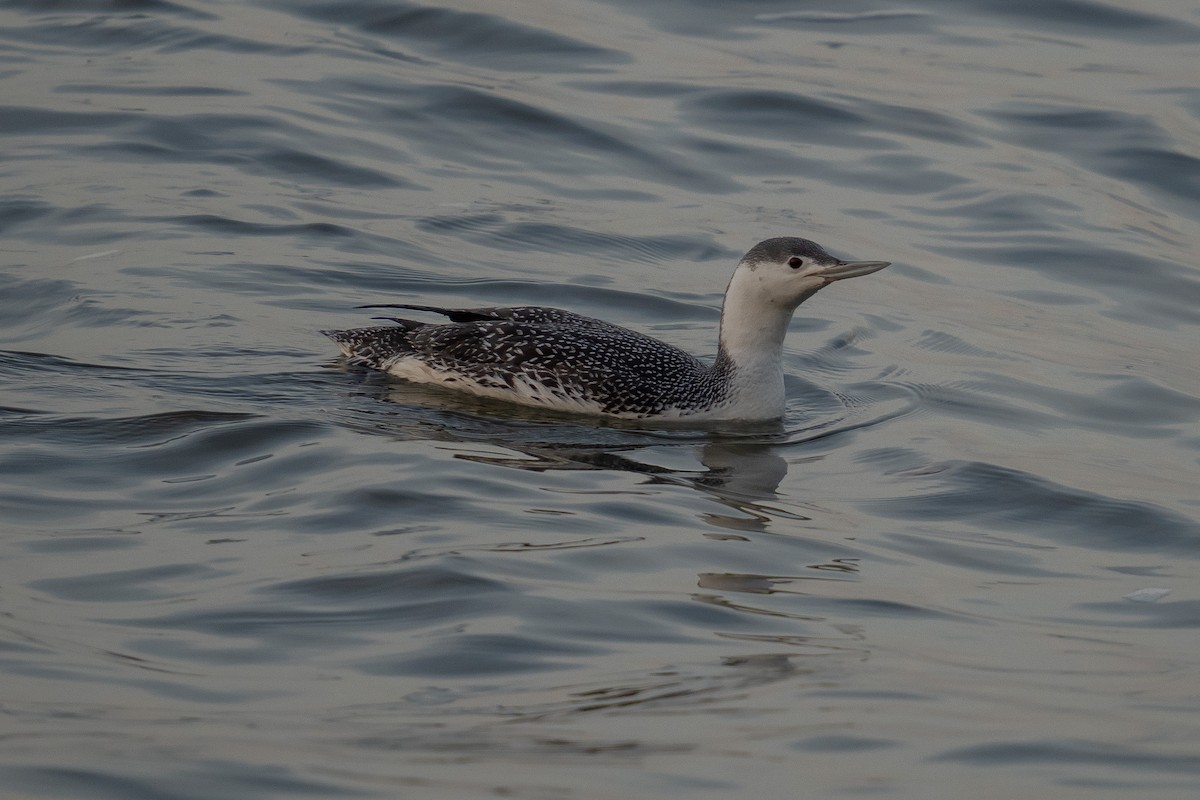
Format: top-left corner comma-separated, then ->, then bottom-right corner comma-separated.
324,237 -> 890,421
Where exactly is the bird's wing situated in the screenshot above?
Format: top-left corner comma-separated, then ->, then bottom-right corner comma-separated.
327,316 -> 714,415
356,303 -> 616,329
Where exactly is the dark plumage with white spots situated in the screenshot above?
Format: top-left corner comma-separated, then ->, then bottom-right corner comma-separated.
324,237 -> 889,421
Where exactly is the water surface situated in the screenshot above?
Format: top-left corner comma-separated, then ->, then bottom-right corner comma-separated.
1,0 -> 1199,798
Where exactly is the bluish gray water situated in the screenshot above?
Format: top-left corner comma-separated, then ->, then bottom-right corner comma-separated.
2,1 -> 1199,798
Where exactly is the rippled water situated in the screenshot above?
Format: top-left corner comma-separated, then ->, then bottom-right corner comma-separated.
2,1 -> 1199,797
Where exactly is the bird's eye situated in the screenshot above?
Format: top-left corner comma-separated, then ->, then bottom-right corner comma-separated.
788,257 -> 804,269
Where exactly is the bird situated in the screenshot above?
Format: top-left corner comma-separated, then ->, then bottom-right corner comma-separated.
323,237 -> 889,422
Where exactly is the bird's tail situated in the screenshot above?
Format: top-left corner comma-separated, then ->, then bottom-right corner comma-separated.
322,323 -> 421,370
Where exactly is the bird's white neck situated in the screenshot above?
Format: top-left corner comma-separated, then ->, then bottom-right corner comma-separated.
712,268 -> 804,419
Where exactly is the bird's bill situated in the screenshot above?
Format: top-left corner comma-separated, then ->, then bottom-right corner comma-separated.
813,259 -> 891,281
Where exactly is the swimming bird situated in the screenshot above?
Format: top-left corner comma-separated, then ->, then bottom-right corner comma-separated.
324,237 -> 889,421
